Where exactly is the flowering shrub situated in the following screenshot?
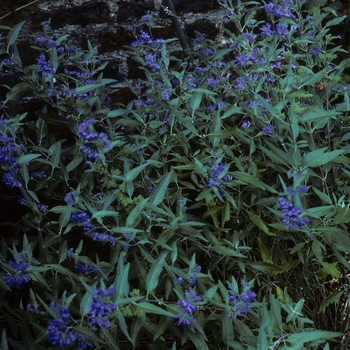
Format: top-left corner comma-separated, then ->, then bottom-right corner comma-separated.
1,0 -> 350,348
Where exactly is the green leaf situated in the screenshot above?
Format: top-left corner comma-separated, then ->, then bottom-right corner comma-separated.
312,240 -> 325,262
170,241 -> 178,265
188,330 -> 209,350
91,210 -> 119,220
212,245 -> 246,258
16,154 -> 41,164
107,109 -> 128,118
246,211 -> 276,236
50,205 -> 74,214
20,162 -> 29,187
335,205 -> 350,224
209,127 -> 236,138
1,329 -> 9,350
126,198 -> 148,227
313,187 -> 332,205
80,290 -> 92,318
204,285 -> 218,300
66,155 -> 84,172
75,83 -> 104,94
146,252 -> 167,296
222,312 -> 235,346
58,241 -> 68,264
190,91 -> 203,113
325,15 -> 347,27
303,148 -> 343,167
149,170 -> 173,206
320,262 -> 340,278
125,162 -> 151,182
6,82 -> 32,100
232,172 -> 278,193
137,302 -> 174,317
7,21 -> 26,49
300,107 -> 339,123
269,293 -> 282,329
286,331 -> 342,346
318,289 -> 344,314
48,140 -> 64,173
117,312 -> 134,344
115,261 -> 130,298
261,141 -> 293,166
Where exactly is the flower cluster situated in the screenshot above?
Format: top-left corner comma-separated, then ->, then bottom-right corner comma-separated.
0,120 -> 22,188
74,263 -> 100,275
286,186 -> 309,195
2,254 -> 31,290
174,290 -> 202,326
47,302 -> 93,349
228,287 -> 256,318
131,30 -> 164,48
71,210 -> 116,245
264,0 -> 295,19
87,285 -> 117,329
37,53 -> 55,76
278,196 -> 310,230
205,163 -> 232,196
260,22 -> 290,37
78,119 -> 111,161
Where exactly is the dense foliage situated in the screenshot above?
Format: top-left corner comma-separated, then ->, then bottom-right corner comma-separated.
1,0 -> 350,348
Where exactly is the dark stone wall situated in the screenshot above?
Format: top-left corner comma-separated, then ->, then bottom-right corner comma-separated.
0,0 -> 225,93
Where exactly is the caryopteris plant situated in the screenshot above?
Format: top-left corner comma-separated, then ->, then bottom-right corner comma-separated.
1,0 -> 350,348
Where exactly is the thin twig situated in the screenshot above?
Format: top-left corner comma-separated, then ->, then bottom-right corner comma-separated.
0,0 -> 40,21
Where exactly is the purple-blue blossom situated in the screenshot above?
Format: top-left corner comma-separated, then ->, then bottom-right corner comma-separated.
278,196 -> 310,229
235,77 -> 246,90
74,263 -> 100,274
37,53 -> 55,76
174,289 -> 202,326
229,288 -> 256,318
242,118 -> 252,128
47,302 -> 92,348
264,1 -> 295,18
87,285 -> 116,329
2,254 -> 30,290
263,125 -> 272,135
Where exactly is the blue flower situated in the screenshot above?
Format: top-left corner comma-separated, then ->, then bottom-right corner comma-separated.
64,191 -> 79,204
207,77 -> 219,86
309,45 -> 321,58
235,77 -> 246,90
174,289 -> 202,326
276,21 -> 288,36
262,125 -> 272,135
218,101 -> 226,109
37,53 -> 54,76
264,1 -> 295,18
260,23 -> 274,36
87,285 -> 116,329
47,318 -> 77,346
2,254 -> 31,290
74,263 -> 99,274
242,118 -> 252,128
229,289 -> 256,318
47,302 -> 93,348
161,88 -> 172,101
174,276 -> 184,285
278,196 -> 310,229
2,274 -> 31,290
71,211 -> 90,224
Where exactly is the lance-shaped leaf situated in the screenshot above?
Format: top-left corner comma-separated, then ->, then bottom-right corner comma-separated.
149,170 -> 173,206
146,252 -> 167,296
303,148 -> 343,168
